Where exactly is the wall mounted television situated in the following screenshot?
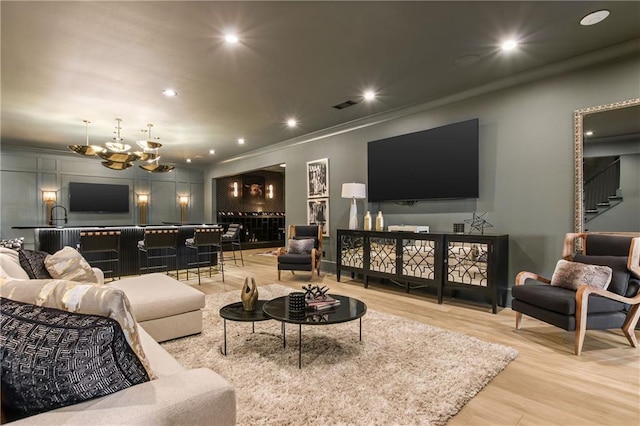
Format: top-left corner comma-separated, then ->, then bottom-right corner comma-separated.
69,182 -> 130,213
367,118 -> 479,202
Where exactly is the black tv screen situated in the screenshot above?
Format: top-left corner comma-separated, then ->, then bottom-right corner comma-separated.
367,118 -> 479,202
69,182 -> 129,213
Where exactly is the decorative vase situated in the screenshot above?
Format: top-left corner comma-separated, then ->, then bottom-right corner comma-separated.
363,211 -> 372,230
241,277 -> 259,311
288,292 -> 306,312
375,211 -> 384,231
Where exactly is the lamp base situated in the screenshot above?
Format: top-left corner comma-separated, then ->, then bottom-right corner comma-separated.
348,199 -> 358,229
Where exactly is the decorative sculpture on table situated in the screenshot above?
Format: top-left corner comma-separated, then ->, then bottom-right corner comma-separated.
302,284 -> 329,301
464,212 -> 493,235
241,277 -> 259,311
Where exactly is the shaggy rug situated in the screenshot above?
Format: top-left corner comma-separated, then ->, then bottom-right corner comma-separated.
161,284 -> 517,425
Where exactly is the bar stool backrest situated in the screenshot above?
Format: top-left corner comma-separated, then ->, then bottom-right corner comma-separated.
144,229 -> 179,249
223,224 -> 241,241
79,231 -> 121,252
194,228 -> 223,246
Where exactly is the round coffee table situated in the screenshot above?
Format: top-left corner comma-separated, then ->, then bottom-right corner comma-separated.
262,294 -> 367,368
219,300 -> 270,355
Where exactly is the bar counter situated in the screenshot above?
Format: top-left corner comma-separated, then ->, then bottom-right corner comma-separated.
16,224 -> 221,277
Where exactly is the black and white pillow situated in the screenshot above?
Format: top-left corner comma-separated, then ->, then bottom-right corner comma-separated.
288,238 -> 315,254
0,298 -> 149,421
18,249 -> 52,279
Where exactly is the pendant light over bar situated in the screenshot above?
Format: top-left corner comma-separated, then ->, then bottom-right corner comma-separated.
68,120 -> 105,156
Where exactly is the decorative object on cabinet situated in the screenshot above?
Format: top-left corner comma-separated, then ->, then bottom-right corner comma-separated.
341,183 -> 366,230
375,211 -> 384,231
363,211 -> 372,231
453,223 -> 465,234
306,158 -> 329,198
307,198 -> 329,237
337,229 -> 509,313
464,212 -> 493,234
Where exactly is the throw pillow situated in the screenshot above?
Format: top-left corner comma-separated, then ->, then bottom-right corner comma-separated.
0,298 -> 149,421
0,247 -> 30,280
550,259 -> 613,291
44,246 -> 97,283
288,238 -> 315,254
0,278 -> 155,380
18,249 -> 52,279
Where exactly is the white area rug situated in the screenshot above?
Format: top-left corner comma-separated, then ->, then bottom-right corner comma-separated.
161,284 -> 517,425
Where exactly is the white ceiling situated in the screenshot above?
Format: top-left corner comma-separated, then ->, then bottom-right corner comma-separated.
2,1 -> 639,168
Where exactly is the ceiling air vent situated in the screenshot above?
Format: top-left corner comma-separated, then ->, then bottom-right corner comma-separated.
332,100 -> 358,110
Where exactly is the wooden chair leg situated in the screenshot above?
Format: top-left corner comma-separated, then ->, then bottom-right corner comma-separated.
278,270 -> 281,280
622,304 -> 640,348
515,311 -> 523,330
574,289 -> 589,356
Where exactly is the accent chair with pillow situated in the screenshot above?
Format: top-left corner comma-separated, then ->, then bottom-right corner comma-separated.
512,233 -> 640,355
276,224 -> 323,280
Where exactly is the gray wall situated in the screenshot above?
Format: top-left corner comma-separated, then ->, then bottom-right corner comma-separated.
205,53 -> 640,284
0,148 -> 205,249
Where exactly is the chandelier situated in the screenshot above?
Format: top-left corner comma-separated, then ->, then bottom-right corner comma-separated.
68,119 -> 175,173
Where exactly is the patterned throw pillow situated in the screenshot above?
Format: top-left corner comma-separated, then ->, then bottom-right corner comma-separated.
0,298 -> 150,421
288,238 -> 315,254
44,246 -> 97,283
550,259 -> 612,291
0,278 -> 155,380
18,249 -> 52,279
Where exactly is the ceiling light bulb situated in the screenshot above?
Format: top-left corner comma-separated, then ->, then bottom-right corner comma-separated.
186,158 -> 192,163
162,89 -> 177,97
237,138 -> 245,144
364,90 -> 376,101
287,119 -> 297,128
501,39 -> 518,51
225,34 -> 239,44
209,149 -> 216,155
585,131 -> 594,136
580,10 -> 610,26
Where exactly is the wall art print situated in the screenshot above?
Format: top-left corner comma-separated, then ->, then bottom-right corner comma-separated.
306,158 -> 329,198
307,198 -> 329,237
243,175 -> 265,204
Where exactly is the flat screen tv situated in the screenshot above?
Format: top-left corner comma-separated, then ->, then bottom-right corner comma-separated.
367,118 -> 479,202
69,182 -> 129,213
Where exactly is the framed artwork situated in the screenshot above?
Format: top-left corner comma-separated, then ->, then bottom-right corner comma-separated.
307,198 -> 329,237
306,158 -> 329,198
243,175 -> 265,204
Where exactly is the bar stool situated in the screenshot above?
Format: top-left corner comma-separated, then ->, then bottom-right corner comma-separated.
138,229 -> 179,279
79,230 -> 121,280
185,227 -> 224,284
222,223 -> 244,266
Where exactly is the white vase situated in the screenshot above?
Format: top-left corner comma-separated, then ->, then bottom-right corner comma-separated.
375,211 -> 384,231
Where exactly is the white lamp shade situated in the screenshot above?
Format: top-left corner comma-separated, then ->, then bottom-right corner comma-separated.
341,183 -> 366,199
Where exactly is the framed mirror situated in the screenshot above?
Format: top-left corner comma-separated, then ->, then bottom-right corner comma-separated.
574,98 -> 640,233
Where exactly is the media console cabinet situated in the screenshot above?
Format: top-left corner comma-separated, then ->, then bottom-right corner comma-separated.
336,229 -> 509,313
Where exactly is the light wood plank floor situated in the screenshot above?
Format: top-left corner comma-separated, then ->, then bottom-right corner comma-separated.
173,248 -> 640,425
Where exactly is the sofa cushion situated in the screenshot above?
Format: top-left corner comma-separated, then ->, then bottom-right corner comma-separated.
0,278 -> 155,380
288,238 -> 315,254
512,283 -> 625,315
44,246 -> 98,283
550,259 -> 612,291
0,247 -> 30,280
18,249 -> 52,279
0,298 -> 150,421
278,253 -> 313,265
108,273 -> 205,322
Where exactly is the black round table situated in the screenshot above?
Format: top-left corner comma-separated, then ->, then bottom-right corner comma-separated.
262,294 -> 367,368
219,300 -> 270,355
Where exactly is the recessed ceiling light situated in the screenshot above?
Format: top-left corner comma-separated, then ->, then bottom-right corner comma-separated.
162,89 -> 177,97
363,90 -> 376,101
186,158 -> 191,163
279,163 -> 286,168
237,138 -> 245,144
585,131 -> 594,136
225,34 -> 239,44
580,10 -> 610,26
501,39 -> 518,51
209,149 -> 215,155
287,118 -> 297,128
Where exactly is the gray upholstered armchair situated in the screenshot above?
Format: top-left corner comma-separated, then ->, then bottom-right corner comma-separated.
277,225 -> 323,280
512,233 -> 640,355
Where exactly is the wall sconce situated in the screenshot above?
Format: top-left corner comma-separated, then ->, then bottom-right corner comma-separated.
232,181 -> 239,197
267,184 -> 274,199
137,194 -> 149,225
42,191 -> 57,225
179,196 -> 189,222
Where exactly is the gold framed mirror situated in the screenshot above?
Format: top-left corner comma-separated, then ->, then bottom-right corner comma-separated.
574,98 -> 640,233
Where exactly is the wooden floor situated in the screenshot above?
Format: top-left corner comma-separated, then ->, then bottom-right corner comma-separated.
175,248 -> 640,425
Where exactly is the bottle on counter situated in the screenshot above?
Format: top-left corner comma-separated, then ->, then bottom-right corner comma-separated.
363,211 -> 372,230
375,211 -> 384,231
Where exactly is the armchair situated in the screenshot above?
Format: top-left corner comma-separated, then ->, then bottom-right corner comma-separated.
512,233 -> 640,355
276,225 -> 323,280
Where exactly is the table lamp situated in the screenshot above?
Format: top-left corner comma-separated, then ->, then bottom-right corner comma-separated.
341,183 -> 366,229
